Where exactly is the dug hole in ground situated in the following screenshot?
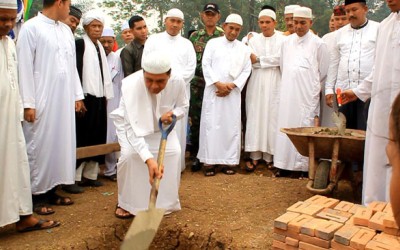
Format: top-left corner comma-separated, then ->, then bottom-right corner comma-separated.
1,159 -> 358,249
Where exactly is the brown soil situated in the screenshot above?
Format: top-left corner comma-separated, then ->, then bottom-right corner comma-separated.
0,162 -> 313,249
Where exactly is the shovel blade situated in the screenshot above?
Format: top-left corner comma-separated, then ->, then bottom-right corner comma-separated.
332,112 -> 347,135
121,208 -> 166,250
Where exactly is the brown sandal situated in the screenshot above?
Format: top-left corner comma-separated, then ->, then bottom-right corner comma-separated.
204,165 -> 216,177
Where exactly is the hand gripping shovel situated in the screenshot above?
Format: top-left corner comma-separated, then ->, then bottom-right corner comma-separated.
121,115 -> 177,250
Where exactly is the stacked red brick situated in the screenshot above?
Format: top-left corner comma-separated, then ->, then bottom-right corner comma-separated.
273,195 -> 400,250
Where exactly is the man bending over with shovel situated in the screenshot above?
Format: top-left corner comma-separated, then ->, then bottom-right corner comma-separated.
111,50 -> 189,219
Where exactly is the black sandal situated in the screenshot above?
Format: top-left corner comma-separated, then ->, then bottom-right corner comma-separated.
33,204 -> 55,215
221,166 -> 236,175
115,205 -> 134,219
245,160 -> 257,172
48,193 -> 74,206
204,165 -> 216,177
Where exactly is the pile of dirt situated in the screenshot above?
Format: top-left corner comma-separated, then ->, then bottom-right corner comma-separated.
0,163 -> 312,249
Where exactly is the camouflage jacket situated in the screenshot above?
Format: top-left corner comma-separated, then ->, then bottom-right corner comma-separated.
189,27 -> 224,77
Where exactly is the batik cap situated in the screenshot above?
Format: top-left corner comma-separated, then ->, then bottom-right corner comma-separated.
225,13 -> 243,26
69,5 -> 82,20
142,50 -> 171,74
0,0 -> 17,9
333,4 -> 346,16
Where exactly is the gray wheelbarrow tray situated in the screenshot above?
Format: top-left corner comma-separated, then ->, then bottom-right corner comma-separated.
281,127 -> 365,195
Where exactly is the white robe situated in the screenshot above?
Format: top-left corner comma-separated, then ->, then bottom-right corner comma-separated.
321,31 -> 337,127
352,12 -> 400,204
197,36 -> 252,165
143,31 -> 196,171
0,36 -> 32,227
111,71 -> 188,215
245,32 -> 285,155
105,51 -> 124,176
274,31 -> 330,172
17,13 -> 84,194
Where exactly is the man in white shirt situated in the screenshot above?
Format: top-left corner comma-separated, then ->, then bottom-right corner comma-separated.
17,0 -> 84,214
111,50 -> 188,218
341,0 -> 400,204
197,14 -> 251,176
143,8 -> 196,172
244,9 -> 285,171
0,0 -> 60,232
99,27 -> 124,182
274,7 -> 330,177
325,0 -> 379,130
283,4 -> 300,36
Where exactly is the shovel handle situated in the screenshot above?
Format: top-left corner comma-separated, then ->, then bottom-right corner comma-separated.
148,115 -> 177,209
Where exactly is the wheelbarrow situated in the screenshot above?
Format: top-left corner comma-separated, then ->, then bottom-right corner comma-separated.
281,127 -> 365,195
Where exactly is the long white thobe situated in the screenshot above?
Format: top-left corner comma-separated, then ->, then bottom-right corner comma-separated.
0,36 -> 32,227
197,36 -> 252,165
111,71 -> 188,215
245,32 -> 285,155
320,31 -> 337,127
274,31 -> 330,172
17,13 -> 84,194
105,51 -> 124,176
325,21 -> 379,95
143,31 -> 196,171
352,12 -> 400,204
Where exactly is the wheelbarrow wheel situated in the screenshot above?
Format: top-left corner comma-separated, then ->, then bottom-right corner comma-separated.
313,161 -> 330,189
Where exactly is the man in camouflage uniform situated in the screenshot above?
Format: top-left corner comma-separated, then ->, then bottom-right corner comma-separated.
189,3 -> 224,172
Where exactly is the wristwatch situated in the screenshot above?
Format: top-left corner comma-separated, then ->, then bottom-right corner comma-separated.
256,57 -> 260,63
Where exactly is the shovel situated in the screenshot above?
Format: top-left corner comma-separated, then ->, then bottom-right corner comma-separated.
331,88 -> 346,135
121,115 -> 177,250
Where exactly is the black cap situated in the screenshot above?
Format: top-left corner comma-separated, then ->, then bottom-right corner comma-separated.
261,4 -> 276,12
344,0 -> 366,5
203,3 -> 220,13
69,6 -> 82,20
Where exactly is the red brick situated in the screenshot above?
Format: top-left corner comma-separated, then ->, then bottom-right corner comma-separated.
349,204 -> 366,214
315,220 -> 343,240
274,227 -> 301,240
335,201 -> 355,212
334,225 -> 360,246
273,239 -> 286,250
373,233 -> 400,248
305,195 -> 328,204
285,244 -> 299,250
301,218 -> 329,237
383,214 -> 399,229
368,212 -> 386,232
383,203 -> 393,215
367,201 -> 387,213
273,233 -> 286,243
275,212 -> 301,230
287,201 -> 309,213
383,227 -> 400,236
349,228 -> 376,249
302,204 -> 326,217
317,208 -> 352,223
365,240 -> 399,250
288,214 -> 314,233
299,241 -> 326,250
299,233 -> 330,248
353,208 -> 374,227
285,237 -> 299,247
331,240 -> 357,250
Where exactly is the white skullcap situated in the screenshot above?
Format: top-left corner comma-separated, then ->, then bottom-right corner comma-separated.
284,5 -> 300,14
225,13 -> 243,26
259,9 -> 276,20
82,9 -> 105,26
121,21 -> 129,31
165,8 -> 184,21
102,27 -> 115,37
293,7 -> 313,19
0,0 -> 17,9
142,50 -> 171,74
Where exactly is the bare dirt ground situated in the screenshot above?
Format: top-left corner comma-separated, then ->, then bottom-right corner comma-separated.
0,162 -> 314,249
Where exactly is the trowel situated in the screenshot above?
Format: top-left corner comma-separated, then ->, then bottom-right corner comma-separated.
331,88 -> 346,135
